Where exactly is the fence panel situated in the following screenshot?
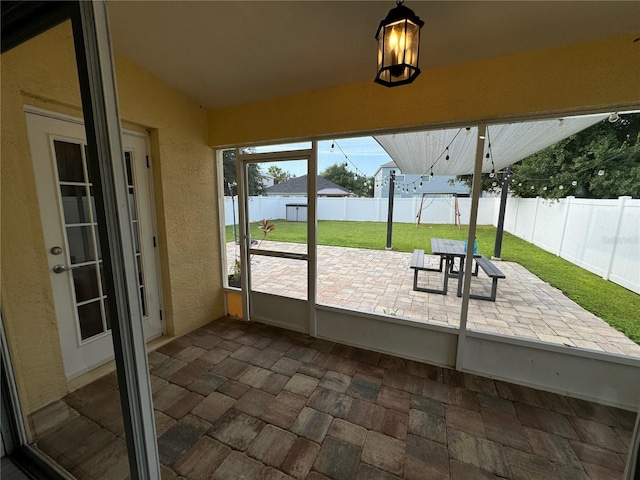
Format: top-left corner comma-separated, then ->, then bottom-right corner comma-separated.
505,196 -> 639,294
608,201 -> 640,292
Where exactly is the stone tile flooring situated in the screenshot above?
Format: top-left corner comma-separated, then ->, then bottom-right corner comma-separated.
227,241 -> 640,357
30,318 -> 636,479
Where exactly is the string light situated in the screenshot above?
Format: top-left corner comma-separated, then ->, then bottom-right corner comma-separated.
332,140 -> 372,192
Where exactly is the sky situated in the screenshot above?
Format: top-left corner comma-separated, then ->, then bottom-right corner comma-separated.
255,136 -> 392,179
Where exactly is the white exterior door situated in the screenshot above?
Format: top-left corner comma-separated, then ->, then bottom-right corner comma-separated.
26,111 -> 163,379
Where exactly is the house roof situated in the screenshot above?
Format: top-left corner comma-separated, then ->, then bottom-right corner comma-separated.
265,175 -> 350,196
107,2 -> 640,109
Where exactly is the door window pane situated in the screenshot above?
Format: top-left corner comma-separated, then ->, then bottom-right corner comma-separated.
140,287 -> 147,316
77,301 -> 104,340
73,265 -> 100,303
60,185 -> 91,224
66,226 -> 96,264
54,140 -> 85,182
132,221 -> 140,253
125,152 -> 134,186
129,187 -> 137,220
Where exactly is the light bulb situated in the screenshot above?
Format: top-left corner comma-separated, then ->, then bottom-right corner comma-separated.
489,172 -> 495,178
557,118 -> 564,127
559,185 -> 564,190
492,182 -> 497,187
354,174 -> 358,180
330,142 -> 335,152
530,186 -> 535,190
543,186 -> 548,191
572,180 -> 577,186
518,183 -> 522,187
465,127 -> 471,135
598,170 -> 605,176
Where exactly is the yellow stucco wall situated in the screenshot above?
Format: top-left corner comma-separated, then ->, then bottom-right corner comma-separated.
208,34 -> 640,147
1,22 -> 223,414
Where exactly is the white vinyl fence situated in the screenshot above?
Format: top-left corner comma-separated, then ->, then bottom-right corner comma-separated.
224,196 -> 496,227
503,196 -> 639,294
224,195 -> 639,293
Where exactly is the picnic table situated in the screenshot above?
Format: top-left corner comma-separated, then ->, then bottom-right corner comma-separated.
410,238 -> 505,301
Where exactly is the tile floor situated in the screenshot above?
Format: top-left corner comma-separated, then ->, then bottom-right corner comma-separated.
30,318 -> 636,479
228,241 -> 640,357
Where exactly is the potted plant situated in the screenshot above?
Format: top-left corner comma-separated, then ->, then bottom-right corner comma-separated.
227,218 -> 276,288
228,258 -> 242,288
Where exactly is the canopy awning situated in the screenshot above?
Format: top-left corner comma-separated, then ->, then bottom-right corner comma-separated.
374,114 -> 608,176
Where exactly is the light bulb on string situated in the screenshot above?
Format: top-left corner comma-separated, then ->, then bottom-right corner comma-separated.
489,169 -> 495,178
413,187 -> 417,193
572,180 -> 577,186
492,182 -> 497,187
543,186 -> 548,191
518,182 -> 522,187
559,185 -> 564,190
344,162 -> 348,169
465,127 -> 471,135
445,147 -> 450,163
485,152 -> 490,162
530,186 -> 535,190
430,170 -> 434,179
598,170 -> 605,176
354,174 -> 358,181
330,142 -> 335,153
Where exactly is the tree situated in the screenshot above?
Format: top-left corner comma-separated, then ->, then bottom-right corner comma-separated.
222,150 -> 265,196
451,113 -> 640,199
267,165 -> 295,184
321,163 -> 374,197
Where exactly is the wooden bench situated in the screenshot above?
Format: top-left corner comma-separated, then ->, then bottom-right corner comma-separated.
458,254 -> 505,302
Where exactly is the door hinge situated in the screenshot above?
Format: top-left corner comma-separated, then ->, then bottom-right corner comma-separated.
159,309 -> 163,321
146,155 -> 150,168
153,236 -> 157,247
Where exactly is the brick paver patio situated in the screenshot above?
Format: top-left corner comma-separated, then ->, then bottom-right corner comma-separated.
31,318 -> 636,479
228,241 -> 640,358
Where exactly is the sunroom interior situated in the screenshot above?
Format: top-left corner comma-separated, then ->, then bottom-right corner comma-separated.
1,1 -> 639,478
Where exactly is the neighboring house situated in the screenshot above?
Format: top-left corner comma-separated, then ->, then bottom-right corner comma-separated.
264,175 -> 351,197
261,173 -> 275,188
373,161 -> 471,198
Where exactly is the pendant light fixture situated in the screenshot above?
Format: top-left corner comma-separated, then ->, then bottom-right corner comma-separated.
374,0 -> 424,87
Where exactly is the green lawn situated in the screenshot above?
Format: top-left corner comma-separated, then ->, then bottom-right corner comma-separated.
227,220 -> 640,344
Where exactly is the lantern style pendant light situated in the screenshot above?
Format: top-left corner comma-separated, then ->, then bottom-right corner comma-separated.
374,0 -> 424,87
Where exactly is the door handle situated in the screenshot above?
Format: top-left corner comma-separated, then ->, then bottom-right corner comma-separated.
52,264 -> 69,274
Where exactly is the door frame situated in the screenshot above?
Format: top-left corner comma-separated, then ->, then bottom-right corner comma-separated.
25,106 -> 164,379
236,144 -> 318,336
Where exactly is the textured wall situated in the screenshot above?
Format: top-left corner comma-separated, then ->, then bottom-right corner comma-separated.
208,34 -> 640,147
1,22 -> 222,413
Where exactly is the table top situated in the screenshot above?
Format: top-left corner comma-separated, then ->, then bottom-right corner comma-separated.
431,238 -> 478,257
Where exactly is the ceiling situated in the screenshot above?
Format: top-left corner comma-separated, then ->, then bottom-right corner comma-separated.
107,1 -> 640,109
